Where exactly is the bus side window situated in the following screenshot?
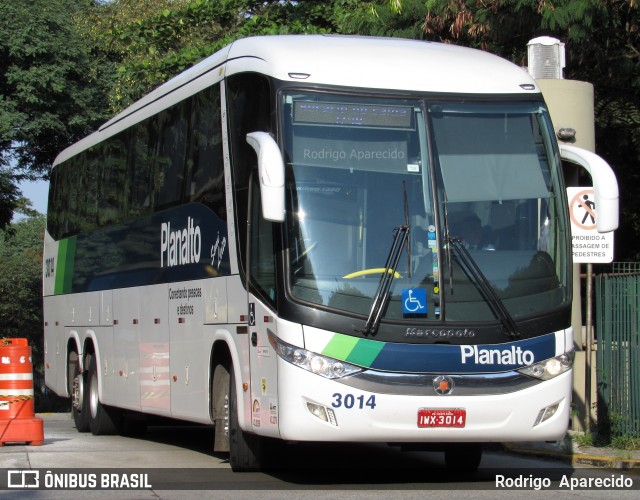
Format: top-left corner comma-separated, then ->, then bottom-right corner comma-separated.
250,173 -> 276,304
188,84 -> 225,220
80,149 -> 99,232
156,101 -> 189,210
127,120 -> 157,218
59,157 -> 84,237
49,163 -> 63,238
227,73 -> 272,276
98,134 -> 128,226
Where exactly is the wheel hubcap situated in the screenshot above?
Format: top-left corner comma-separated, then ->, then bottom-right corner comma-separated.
72,374 -> 84,411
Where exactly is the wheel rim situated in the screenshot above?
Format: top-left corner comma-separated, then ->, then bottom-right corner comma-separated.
223,394 -> 230,438
72,374 -> 83,411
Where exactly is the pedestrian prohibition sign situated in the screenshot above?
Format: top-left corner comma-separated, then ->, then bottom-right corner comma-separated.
567,187 -> 614,263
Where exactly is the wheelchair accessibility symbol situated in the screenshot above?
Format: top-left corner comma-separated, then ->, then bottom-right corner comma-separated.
402,288 -> 427,315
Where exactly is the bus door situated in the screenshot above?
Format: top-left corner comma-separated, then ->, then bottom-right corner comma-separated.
246,174 -> 280,438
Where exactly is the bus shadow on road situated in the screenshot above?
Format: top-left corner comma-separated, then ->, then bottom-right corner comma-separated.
117,423 -> 575,487
128,421 -> 215,455
255,441 -> 577,487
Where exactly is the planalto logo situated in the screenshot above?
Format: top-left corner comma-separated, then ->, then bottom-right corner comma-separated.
460,345 -> 535,366
160,217 -> 201,268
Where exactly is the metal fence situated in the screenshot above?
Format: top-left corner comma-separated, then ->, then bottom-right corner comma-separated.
595,269 -> 640,438
611,262 -> 640,275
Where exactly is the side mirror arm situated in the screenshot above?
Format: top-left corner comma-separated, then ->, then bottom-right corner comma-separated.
246,132 -> 285,222
560,145 -> 619,233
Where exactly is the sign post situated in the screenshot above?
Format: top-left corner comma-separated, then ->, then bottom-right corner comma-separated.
567,187 -> 614,433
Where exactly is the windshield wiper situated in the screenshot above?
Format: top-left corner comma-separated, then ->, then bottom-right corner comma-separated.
446,236 -> 520,340
358,224 -> 410,336
358,182 -> 411,336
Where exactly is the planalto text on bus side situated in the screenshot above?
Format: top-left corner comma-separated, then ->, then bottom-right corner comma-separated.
160,217 -> 202,268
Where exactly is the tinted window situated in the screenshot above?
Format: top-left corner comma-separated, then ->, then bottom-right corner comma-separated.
47,84 -> 224,240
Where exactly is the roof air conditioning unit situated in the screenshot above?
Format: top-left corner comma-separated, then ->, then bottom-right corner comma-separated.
527,37 -> 565,79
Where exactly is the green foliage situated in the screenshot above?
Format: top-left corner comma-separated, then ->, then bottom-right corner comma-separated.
0,168 -> 19,230
1,0 -> 640,256
0,0 -> 111,175
572,431 -> 595,447
80,0 -> 226,110
0,215 -> 45,398
336,0 -> 428,39
611,435 -> 640,451
13,196 -> 41,220
356,0 -> 640,261
0,0 -> 111,226
0,213 -> 67,410
0,215 -> 45,338
84,0 -> 339,111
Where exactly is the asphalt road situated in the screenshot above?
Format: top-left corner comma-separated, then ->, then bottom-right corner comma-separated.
0,413 -> 638,499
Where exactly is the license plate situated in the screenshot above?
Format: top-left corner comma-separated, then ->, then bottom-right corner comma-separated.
417,408 -> 466,428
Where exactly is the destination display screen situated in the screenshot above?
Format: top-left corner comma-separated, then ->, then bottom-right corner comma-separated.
294,101 -> 413,129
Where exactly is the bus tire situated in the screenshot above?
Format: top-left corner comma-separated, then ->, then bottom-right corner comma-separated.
228,364 -> 264,472
69,351 -> 90,433
87,355 -> 120,436
444,443 -> 482,472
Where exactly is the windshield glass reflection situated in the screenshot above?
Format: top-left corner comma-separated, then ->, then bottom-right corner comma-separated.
281,93 -> 569,325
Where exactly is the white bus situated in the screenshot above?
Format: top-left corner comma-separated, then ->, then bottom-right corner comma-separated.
43,35 -> 618,472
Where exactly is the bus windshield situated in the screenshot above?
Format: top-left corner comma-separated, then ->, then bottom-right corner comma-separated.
281,92 -> 569,326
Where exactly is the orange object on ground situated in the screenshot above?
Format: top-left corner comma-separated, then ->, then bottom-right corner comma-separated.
0,338 -> 44,446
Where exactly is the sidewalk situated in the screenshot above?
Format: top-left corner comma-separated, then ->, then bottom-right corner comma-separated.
504,438 -> 640,469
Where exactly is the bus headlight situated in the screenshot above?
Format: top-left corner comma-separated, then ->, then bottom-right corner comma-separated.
518,351 -> 574,381
268,332 -> 363,379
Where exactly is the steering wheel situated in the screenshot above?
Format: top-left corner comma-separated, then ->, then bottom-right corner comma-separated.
343,268 -> 402,279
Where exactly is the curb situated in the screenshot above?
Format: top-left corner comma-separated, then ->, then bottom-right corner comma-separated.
504,443 -> 640,469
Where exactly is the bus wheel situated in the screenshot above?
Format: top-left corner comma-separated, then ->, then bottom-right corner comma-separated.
228,364 -> 264,472
69,352 -> 90,432
444,443 -> 482,472
212,362 -> 230,453
87,355 -> 120,436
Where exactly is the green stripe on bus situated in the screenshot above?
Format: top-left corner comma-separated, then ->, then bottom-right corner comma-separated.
322,334 -> 359,360
53,240 -> 67,294
346,338 -> 385,367
322,333 -> 385,368
54,237 -> 76,295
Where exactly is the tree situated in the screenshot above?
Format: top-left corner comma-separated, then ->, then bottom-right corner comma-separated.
0,168 -> 19,230
337,0 -> 640,261
3,0 -> 639,258
336,0 -> 428,39
0,214 -> 66,410
419,0 -> 640,261
0,0 -> 111,226
0,215 -> 44,344
82,0 -> 338,111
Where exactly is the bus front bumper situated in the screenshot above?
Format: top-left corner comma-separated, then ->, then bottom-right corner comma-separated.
275,359 -> 572,443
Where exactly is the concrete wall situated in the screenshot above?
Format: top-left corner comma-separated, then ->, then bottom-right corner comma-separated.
537,78 -> 597,433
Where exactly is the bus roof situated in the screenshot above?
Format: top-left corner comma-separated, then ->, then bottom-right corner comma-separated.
54,35 -> 540,166
228,35 -> 537,93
